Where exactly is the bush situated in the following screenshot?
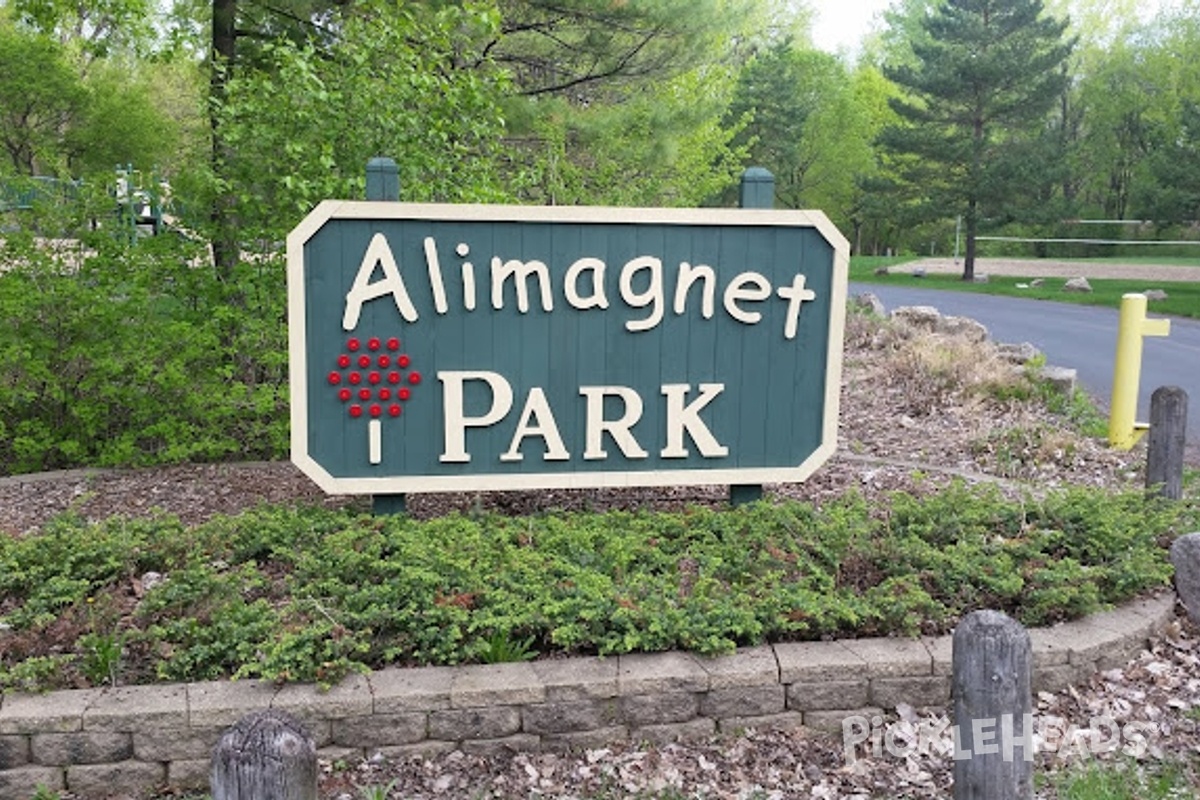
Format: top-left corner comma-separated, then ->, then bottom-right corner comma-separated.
0,221 -> 288,474
0,483 -> 1189,692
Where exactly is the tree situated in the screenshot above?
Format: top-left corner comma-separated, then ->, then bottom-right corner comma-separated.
725,42 -> 874,226
0,21 -> 85,175
880,0 -> 1074,279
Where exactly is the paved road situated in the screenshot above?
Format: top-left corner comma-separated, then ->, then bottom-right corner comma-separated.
850,283 -> 1199,447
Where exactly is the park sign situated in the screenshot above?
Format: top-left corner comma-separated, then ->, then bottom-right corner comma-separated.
287,201 -> 849,494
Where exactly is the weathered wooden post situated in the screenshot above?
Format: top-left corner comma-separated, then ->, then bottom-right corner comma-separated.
365,157 -> 409,517
211,709 -> 317,800
730,166 -> 775,508
1146,386 -> 1188,500
952,610 -> 1033,800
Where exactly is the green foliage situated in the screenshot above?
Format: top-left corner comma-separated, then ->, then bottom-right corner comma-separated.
0,217 -> 289,474
1052,758 -> 1198,799
0,485 -> 1185,691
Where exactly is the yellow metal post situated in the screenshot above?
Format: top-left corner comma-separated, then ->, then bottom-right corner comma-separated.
1108,293 -> 1171,450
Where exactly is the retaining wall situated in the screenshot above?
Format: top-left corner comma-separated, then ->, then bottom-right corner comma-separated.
0,594 -> 1175,798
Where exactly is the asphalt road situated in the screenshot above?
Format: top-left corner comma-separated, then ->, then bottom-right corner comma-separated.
849,283 -> 1199,447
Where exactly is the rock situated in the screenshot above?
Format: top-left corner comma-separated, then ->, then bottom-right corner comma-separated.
972,274 -> 989,284
1016,283 -> 1030,289
937,315 -> 989,343
1172,533 -> 1200,625
1063,277 -> 1093,293
911,268 -> 927,278
141,571 -> 164,592
1039,365 -> 1077,397
852,292 -> 886,318
1030,278 -> 1044,287
996,341 -> 1042,365
890,305 -> 941,332
1144,289 -> 1169,301
873,267 -> 890,276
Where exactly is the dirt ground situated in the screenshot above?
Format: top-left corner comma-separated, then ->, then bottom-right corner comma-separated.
905,257 -> 1200,283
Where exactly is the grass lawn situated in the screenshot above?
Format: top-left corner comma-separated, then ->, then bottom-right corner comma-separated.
850,256 -> 1200,320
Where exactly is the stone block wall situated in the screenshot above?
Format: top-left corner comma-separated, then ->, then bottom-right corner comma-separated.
0,594 -> 1175,798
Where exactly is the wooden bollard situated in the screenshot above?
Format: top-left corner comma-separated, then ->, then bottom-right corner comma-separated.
1146,386 -> 1188,500
211,709 -> 317,800
952,610 -> 1033,800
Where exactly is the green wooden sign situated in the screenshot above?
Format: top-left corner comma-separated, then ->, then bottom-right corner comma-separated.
287,202 -> 848,494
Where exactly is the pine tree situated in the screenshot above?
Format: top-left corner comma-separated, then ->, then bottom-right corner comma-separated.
881,0 -> 1075,280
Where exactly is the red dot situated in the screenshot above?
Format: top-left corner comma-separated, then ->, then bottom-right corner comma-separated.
337,354 -> 351,368
368,371 -> 381,385
387,337 -> 400,351
387,372 -> 401,384
347,338 -> 360,352
377,355 -> 391,368
369,404 -> 382,417
357,355 -> 371,368
397,354 -> 411,368
408,371 -> 422,385
398,388 -> 411,401
338,388 -> 352,402
348,372 -> 362,385
327,372 -> 342,385
358,388 -> 372,400
379,388 -> 392,400
348,404 -> 363,418
368,337 -> 381,351
389,404 -> 402,417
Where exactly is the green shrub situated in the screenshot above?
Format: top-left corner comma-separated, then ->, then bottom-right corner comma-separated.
1,483 -> 1188,692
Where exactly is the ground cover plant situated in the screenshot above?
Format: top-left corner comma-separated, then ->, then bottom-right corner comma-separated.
0,482 -> 1191,692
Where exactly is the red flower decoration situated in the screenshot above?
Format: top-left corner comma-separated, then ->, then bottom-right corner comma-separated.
331,334 -> 419,424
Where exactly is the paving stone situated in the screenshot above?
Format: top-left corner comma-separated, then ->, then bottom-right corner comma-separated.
1033,664 -> 1089,694
631,717 -> 715,745
429,707 -> 521,741
331,713 -> 427,747
84,684 -> 188,732
774,641 -> 865,683
316,745 -> 363,764
522,699 -> 620,735
717,711 -> 805,735
0,765 -> 64,794
370,665 -> 456,713
620,692 -> 700,726
617,652 -> 709,695
451,662 -> 545,708
787,680 -> 869,712
1027,628 -> 1072,667
922,636 -> 953,676
460,733 -> 541,757
273,673 -> 374,725
697,646 -> 778,689
32,731 -> 132,766
66,760 -> 165,797
0,689 -> 98,735
531,657 -> 618,701
802,708 -> 883,735
541,726 -> 630,753
700,686 -> 785,719
133,726 -> 223,761
0,734 -> 30,769
870,676 -> 950,709
841,638 -> 932,677
166,758 -> 211,791
1121,592 -> 1179,632
370,740 -> 457,761
186,679 -> 277,729
1034,620 -> 1123,666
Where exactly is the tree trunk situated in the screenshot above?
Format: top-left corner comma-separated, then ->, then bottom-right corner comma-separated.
962,201 -> 977,282
210,0 -> 239,281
